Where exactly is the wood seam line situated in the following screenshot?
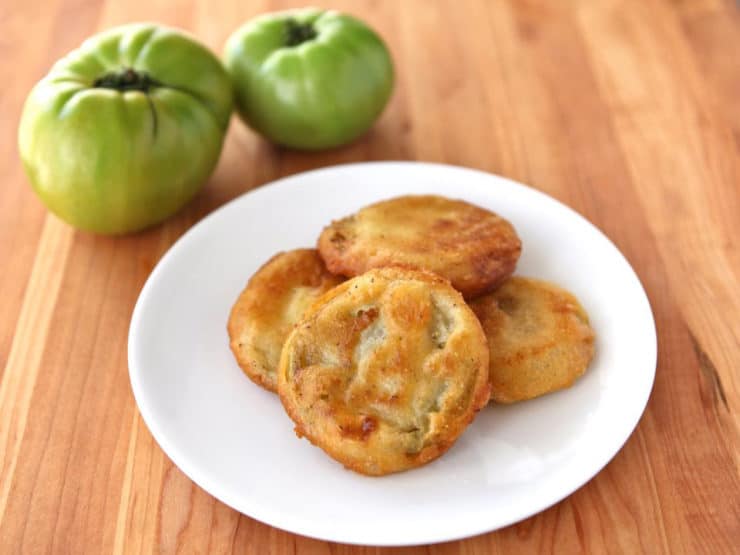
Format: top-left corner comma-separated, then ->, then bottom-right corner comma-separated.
635,424 -> 671,554
0,216 -> 74,525
688,328 -> 740,471
688,330 -> 730,411
112,409 -> 141,555
48,247 -> 114,552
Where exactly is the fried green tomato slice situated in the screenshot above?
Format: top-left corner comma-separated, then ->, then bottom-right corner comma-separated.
317,195 -> 521,299
228,249 -> 343,392
278,267 -> 491,476
470,277 -> 595,403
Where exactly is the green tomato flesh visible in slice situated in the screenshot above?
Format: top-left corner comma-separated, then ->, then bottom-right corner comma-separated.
224,8 -> 394,150
18,23 -> 233,234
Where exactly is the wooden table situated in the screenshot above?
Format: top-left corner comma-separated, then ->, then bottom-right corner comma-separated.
1,0 -> 738,552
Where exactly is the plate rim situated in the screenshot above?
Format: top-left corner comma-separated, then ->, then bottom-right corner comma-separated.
128,161 -> 658,546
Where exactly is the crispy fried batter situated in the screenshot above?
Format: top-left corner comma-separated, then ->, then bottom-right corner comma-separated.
278,267 -> 491,476
228,249 -> 344,392
317,195 -> 521,299
470,277 -> 595,403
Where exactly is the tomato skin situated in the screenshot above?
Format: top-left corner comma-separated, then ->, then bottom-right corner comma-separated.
224,8 -> 394,150
18,23 -> 233,234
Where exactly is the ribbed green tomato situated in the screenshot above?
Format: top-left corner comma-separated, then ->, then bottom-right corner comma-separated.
18,23 -> 233,234
224,8 -> 394,150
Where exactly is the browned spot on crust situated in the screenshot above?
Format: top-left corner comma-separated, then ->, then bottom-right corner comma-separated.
431,218 -> 456,230
361,416 -> 377,438
353,307 -> 379,331
337,416 -> 377,441
496,294 -> 518,313
329,231 -> 347,252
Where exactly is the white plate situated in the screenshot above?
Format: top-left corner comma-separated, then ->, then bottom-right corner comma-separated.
128,162 -> 656,546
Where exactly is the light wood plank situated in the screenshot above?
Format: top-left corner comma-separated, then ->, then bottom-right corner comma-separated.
0,218 -> 74,530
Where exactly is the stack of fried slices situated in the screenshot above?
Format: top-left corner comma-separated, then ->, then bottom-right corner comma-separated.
228,195 -> 595,476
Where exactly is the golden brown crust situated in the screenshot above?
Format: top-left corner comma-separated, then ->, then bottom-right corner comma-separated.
277,267 -> 491,476
317,195 -> 521,299
227,249 -> 344,392
470,277 -> 595,403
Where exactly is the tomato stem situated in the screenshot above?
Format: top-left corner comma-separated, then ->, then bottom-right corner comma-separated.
93,68 -> 161,92
284,19 -> 317,47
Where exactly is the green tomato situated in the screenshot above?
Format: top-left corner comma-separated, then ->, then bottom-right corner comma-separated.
224,8 -> 394,150
18,23 -> 233,234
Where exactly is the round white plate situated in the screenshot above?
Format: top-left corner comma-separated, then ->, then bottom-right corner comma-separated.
128,162 -> 656,546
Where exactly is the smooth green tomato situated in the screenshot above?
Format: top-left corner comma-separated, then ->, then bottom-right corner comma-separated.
224,8 -> 394,150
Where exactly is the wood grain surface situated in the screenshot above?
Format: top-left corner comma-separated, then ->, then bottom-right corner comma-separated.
1,0 -> 739,553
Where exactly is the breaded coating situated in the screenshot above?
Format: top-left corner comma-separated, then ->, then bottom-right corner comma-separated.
228,249 -> 344,392
317,195 -> 521,299
278,267 -> 491,476
470,277 -> 595,403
